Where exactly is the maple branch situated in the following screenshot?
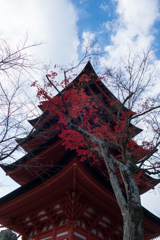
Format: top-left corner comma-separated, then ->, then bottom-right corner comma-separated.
145,169 -> 160,175
90,147 -> 102,156
115,92 -> 135,164
68,122 -> 103,146
131,105 -> 160,119
46,75 -> 69,116
46,75 -> 60,94
122,92 -> 135,106
137,142 -> 160,168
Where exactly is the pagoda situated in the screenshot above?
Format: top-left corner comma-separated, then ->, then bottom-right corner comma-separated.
0,62 -> 160,240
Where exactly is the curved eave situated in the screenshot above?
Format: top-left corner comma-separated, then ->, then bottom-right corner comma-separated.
139,174 -> 160,194
16,114 -> 59,149
16,111 -> 48,144
0,155 -> 158,218
2,131 -> 159,194
27,106 -> 45,127
0,157 -> 122,225
0,156 -> 160,240
1,134 -> 60,173
143,207 -> 160,226
28,111 -> 57,131
2,132 -> 159,193
0,150 -> 76,206
143,207 -> 160,239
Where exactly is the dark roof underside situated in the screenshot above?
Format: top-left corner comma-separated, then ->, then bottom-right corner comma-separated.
0,149 -> 160,227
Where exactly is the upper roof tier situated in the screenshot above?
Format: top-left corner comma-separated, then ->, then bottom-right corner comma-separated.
16,61 -> 142,150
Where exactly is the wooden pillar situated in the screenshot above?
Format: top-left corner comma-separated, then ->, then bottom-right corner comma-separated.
35,234 -> 39,240
68,223 -> 74,240
67,220 -> 77,240
52,229 -> 56,240
86,231 -> 91,240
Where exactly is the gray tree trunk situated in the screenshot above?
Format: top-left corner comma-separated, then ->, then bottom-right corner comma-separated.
100,142 -> 144,240
123,205 -> 144,240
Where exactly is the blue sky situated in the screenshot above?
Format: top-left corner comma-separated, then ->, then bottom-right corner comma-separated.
72,0 -> 160,67
0,0 -> 160,237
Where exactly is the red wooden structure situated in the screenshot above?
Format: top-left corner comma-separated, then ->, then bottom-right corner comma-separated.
0,62 -> 160,240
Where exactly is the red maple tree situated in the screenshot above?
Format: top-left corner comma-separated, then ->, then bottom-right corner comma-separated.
32,51 -> 160,240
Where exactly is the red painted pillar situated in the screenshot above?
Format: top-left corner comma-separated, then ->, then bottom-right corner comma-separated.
86,231 -> 91,240
35,234 -> 39,240
68,223 -> 74,240
67,220 -> 77,240
52,229 -> 56,240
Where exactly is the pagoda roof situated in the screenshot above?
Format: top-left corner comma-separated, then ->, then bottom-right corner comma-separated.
1,62 -> 141,170
0,156 -> 160,240
1,61 -> 160,192
16,61 -> 142,149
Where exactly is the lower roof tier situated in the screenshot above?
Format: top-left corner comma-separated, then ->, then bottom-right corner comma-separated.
2,135 -> 160,195
0,158 -> 159,240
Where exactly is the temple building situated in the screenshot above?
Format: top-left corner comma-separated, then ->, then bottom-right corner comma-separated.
0,62 -> 160,240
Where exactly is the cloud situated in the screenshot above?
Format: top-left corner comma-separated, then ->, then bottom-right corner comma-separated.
100,0 -> 160,68
100,4 -> 109,12
80,0 -> 87,3
0,0 -> 79,67
82,31 -> 95,52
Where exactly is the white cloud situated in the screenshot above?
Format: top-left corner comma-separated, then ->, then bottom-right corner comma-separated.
100,4 -> 109,11
0,0 -> 79,66
101,0 -> 160,68
80,0 -> 87,3
105,21 -> 111,31
82,31 -> 95,52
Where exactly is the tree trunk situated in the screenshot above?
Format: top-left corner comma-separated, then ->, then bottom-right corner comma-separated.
100,142 -> 144,240
123,205 -> 144,240
120,166 -> 144,240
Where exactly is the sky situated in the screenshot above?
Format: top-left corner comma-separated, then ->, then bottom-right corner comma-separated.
0,0 -> 160,238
